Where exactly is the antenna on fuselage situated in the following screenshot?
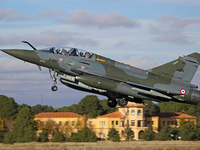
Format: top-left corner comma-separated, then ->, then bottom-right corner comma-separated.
22,41 -> 37,50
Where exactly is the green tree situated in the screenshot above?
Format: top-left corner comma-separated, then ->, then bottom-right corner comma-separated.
0,95 -> 18,120
67,127 -> 97,142
38,130 -> 49,142
18,104 -> 31,112
179,121 -> 197,141
158,101 -> 200,117
75,95 -> 103,118
123,125 -> 134,141
141,125 -> 156,141
52,131 -> 65,142
3,132 -> 15,144
100,99 -> 117,114
57,104 -> 77,112
31,104 -> 54,115
144,100 -> 160,115
12,107 -> 37,143
107,127 -> 120,142
0,117 -> 7,132
155,124 -> 171,141
0,131 -> 3,143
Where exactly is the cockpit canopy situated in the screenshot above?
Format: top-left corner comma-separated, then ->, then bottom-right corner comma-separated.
39,46 -> 93,58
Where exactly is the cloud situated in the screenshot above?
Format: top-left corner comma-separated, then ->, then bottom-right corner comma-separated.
0,31 -> 98,47
62,10 -> 141,28
0,35 -> 21,45
0,8 -> 68,22
150,17 -> 200,45
1,8 -> 140,30
34,8 -> 68,21
0,8 -> 17,19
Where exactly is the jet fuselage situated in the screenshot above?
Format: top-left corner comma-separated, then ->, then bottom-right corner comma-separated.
2,43 -> 200,107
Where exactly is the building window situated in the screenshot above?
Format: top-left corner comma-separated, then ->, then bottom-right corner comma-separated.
120,120 -> 124,127
175,121 -> 177,125
138,120 -> 141,127
116,121 -> 118,125
112,121 -> 114,125
100,121 -> 105,126
138,110 -> 141,115
72,121 -> 75,126
131,120 -> 135,126
58,121 -> 62,126
131,109 -> 135,116
127,120 -> 129,126
65,121 -> 69,125
89,121 -> 92,125
127,109 -> 129,115
163,121 -> 165,126
151,121 -> 154,125
167,121 -> 170,125
147,121 -> 150,125
171,121 -> 174,125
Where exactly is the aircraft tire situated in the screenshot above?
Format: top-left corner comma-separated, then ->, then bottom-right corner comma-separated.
107,99 -> 117,108
51,86 -> 58,91
117,98 -> 128,107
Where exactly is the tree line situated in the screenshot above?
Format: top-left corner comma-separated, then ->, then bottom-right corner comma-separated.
1,94 -> 200,143
141,120 -> 200,141
0,94 -> 118,143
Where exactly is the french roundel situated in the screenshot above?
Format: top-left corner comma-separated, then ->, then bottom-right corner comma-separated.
180,88 -> 186,95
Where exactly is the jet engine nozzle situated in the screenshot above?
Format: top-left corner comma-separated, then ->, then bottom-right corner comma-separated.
191,89 -> 200,104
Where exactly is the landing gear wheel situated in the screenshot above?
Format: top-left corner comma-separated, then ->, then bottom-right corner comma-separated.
107,99 -> 117,108
51,86 -> 58,91
49,69 -> 58,91
117,98 -> 128,107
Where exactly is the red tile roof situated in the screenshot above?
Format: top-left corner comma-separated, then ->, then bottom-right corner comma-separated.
145,112 -> 197,119
97,111 -> 124,118
34,112 -> 82,118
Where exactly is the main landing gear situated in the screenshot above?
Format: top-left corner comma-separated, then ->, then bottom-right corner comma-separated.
107,97 -> 128,108
49,69 -> 58,91
117,97 -> 128,107
107,99 -> 117,108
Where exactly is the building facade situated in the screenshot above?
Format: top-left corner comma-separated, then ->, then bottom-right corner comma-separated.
145,112 -> 197,132
34,102 -> 197,140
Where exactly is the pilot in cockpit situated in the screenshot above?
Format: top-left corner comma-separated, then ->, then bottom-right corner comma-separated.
62,48 -> 68,55
79,51 -> 84,57
50,47 -> 56,54
85,52 -> 92,58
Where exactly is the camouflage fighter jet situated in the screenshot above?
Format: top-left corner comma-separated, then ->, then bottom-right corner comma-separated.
1,41 -> 200,107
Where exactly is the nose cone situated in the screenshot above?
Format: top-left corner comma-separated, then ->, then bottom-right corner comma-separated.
1,49 -> 24,58
1,49 -> 39,63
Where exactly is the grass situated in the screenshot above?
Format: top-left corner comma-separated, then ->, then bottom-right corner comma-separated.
0,141 -> 200,150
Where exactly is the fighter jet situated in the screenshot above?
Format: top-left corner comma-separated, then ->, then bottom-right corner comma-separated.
1,41 -> 200,107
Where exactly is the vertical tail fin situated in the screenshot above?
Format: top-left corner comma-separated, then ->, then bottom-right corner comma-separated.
149,52 -> 200,83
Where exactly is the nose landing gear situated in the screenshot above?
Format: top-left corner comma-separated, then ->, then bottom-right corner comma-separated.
49,69 -> 58,91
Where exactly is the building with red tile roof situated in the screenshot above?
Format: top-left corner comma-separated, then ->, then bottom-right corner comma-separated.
34,102 -> 198,140
35,112 -> 82,118
97,111 -> 124,118
145,112 -> 197,132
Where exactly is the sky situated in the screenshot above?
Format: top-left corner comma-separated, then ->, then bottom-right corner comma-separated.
0,0 -> 200,107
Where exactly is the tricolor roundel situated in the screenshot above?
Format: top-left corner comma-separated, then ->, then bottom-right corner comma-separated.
59,57 -> 63,62
180,88 -> 186,95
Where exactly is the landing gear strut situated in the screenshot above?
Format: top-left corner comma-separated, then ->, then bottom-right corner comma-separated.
49,69 -> 58,91
107,99 -> 117,108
